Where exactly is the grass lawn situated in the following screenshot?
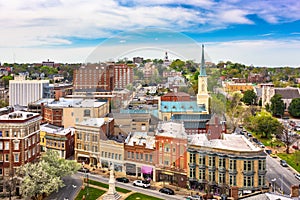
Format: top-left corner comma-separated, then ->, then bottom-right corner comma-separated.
278,151 -> 300,173
88,179 -> 131,193
251,132 -> 284,147
75,187 -> 106,200
125,192 -> 163,200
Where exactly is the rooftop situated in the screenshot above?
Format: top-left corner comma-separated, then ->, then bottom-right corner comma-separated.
156,121 -> 187,139
40,123 -> 74,135
125,132 -> 155,149
77,117 -> 113,127
0,111 -> 39,121
188,134 -> 261,152
160,101 -> 206,113
275,87 -> 300,99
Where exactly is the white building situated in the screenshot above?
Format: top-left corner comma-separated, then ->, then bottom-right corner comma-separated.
9,80 -> 50,107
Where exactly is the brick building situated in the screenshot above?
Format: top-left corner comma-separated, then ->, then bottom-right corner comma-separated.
0,111 -> 42,195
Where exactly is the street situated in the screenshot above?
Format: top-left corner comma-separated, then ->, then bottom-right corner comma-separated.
45,174 -> 82,200
266,154 -> 299,195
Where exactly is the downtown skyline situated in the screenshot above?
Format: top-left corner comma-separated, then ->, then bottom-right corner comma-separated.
0,0 -> 300,67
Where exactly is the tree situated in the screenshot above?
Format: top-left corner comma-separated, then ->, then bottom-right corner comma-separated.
270,94 -> 285,117
241,90 -> 257,105
246,111 -> 283,139
17,151 -> 80,199
288,98 -> 300,117
210,94 -> 226,115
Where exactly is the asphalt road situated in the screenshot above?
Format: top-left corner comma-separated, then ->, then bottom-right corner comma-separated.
266,155 -> 299,195
45,174 -> 82,200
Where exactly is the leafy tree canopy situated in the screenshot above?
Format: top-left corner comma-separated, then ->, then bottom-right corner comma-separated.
17,151 -> 81,199
288,98 -> 300,117
270,94 -> 285,117
241,90 -> 257,105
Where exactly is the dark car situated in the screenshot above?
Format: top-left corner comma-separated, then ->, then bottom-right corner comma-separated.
116,177 -> 129,183
159,187 -> 175,195
280,160 -> 288,167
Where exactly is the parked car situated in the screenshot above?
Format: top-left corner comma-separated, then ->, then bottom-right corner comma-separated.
185,195 -> 203,200
116,177 -> 129,183
295,173 -> 300,181
292,145 -> 299,150
280,160 -> 288,167
270,154 -> 277,158
133,180 -> 150,188
252,138 -> 258,143
159,187 -> 175,195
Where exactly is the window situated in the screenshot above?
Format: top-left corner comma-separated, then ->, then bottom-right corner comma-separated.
5,131 -> 9,137
258,175 -> 265,186
209,156 -> 215,167
77,133 -> 82,140
119,154 -> 122,160
243,176 -> 254,187
199,169 -> 205,180
85,134 -> 90,141
136,153 -> 139,160
108,153 -> 111,158
0,142 -> 2,150
189,167 -> 195,178
4,142 -> 9,150
127,152 -> 130,159
229,175 -> 236,186
105,152 -> 107,158
149,154 -> 152,162
244,160 -> 253,171
140,153 -> 143,160
14,154 -> 19,162
219,157 -> 225,168
258,160 -> 266,171
164,160 -> 169,165
208,171 -> 215,182
145,154 -> 148,161
112,153 -> 114,159
229,159 -> 236,170
164,143 -> 170,152
190,153 -> 196,163
62,143 -> 65,148
5,154 -> 9,162
14,142 -> 19,150
84,109 -> 91,117
77,143 -> 82,149
131,152 -> 134,159
0,168 -> 2,175
199,155 -> 206,166
219,173 -> 225,184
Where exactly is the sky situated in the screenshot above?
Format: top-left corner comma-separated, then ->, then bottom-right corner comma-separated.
0,0 -> 300,67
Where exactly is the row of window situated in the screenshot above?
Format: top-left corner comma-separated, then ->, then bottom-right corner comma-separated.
0,137 -> 38,151
189,167 -> 265,187
190,153 -> 266,171
0,146 -> 39,163
46,140 -> 65,148
127,151 -> 153,162
101,151 -> 122,160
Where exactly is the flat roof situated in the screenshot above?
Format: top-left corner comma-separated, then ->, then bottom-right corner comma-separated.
0,111 -> 39,121
77,117 -> 113,127
189,134 -> 261,152
125,132 -> 155,149
40,123 -> 74,135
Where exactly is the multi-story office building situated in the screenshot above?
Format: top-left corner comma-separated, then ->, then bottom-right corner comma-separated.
9,80 -> 50,107
155,121 -> 188,188
0,111 -> 41,195
74,117 -> 114,166
40,124 -> 74,159
187,134 -> 267,198
73,64 -> 114,92
113,64 -> 133,90
73,63 -> 133,92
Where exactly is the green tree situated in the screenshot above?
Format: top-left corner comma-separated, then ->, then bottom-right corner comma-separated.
1,75 -> 13,88
288,98 -> 300,117
17,151 -> 81,199
270,94 -> 285,117
210,94 -> 226,115
246,111 -> 283,139
241,90 -> 257,105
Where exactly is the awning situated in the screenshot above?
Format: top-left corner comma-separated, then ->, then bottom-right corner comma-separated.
77,153 -> 90,158
141,166 -> 153,174
162,171 -> 174,176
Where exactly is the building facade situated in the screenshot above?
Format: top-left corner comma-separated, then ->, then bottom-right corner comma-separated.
74,118 -> 114,166
154,122 -> 188,188
113,64 -> 134,90
9,80 -> 50,107
187,134 -> 267,198
124,132 -> 156,181
40,124 -> 74,159
0,111 -> 41,195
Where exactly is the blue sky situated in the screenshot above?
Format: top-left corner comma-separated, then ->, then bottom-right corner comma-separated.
0,0 -> 300,67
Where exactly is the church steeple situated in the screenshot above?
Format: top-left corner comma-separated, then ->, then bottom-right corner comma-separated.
199,44 -> 206,76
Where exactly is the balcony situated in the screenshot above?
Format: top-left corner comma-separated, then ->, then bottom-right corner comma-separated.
228,169 -> 237,174
218,167 -> 226,173
258,170 -> 267,175
243,170 -> 255,176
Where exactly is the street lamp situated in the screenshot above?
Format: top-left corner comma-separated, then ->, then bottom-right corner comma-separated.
271,178 -> 276,193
